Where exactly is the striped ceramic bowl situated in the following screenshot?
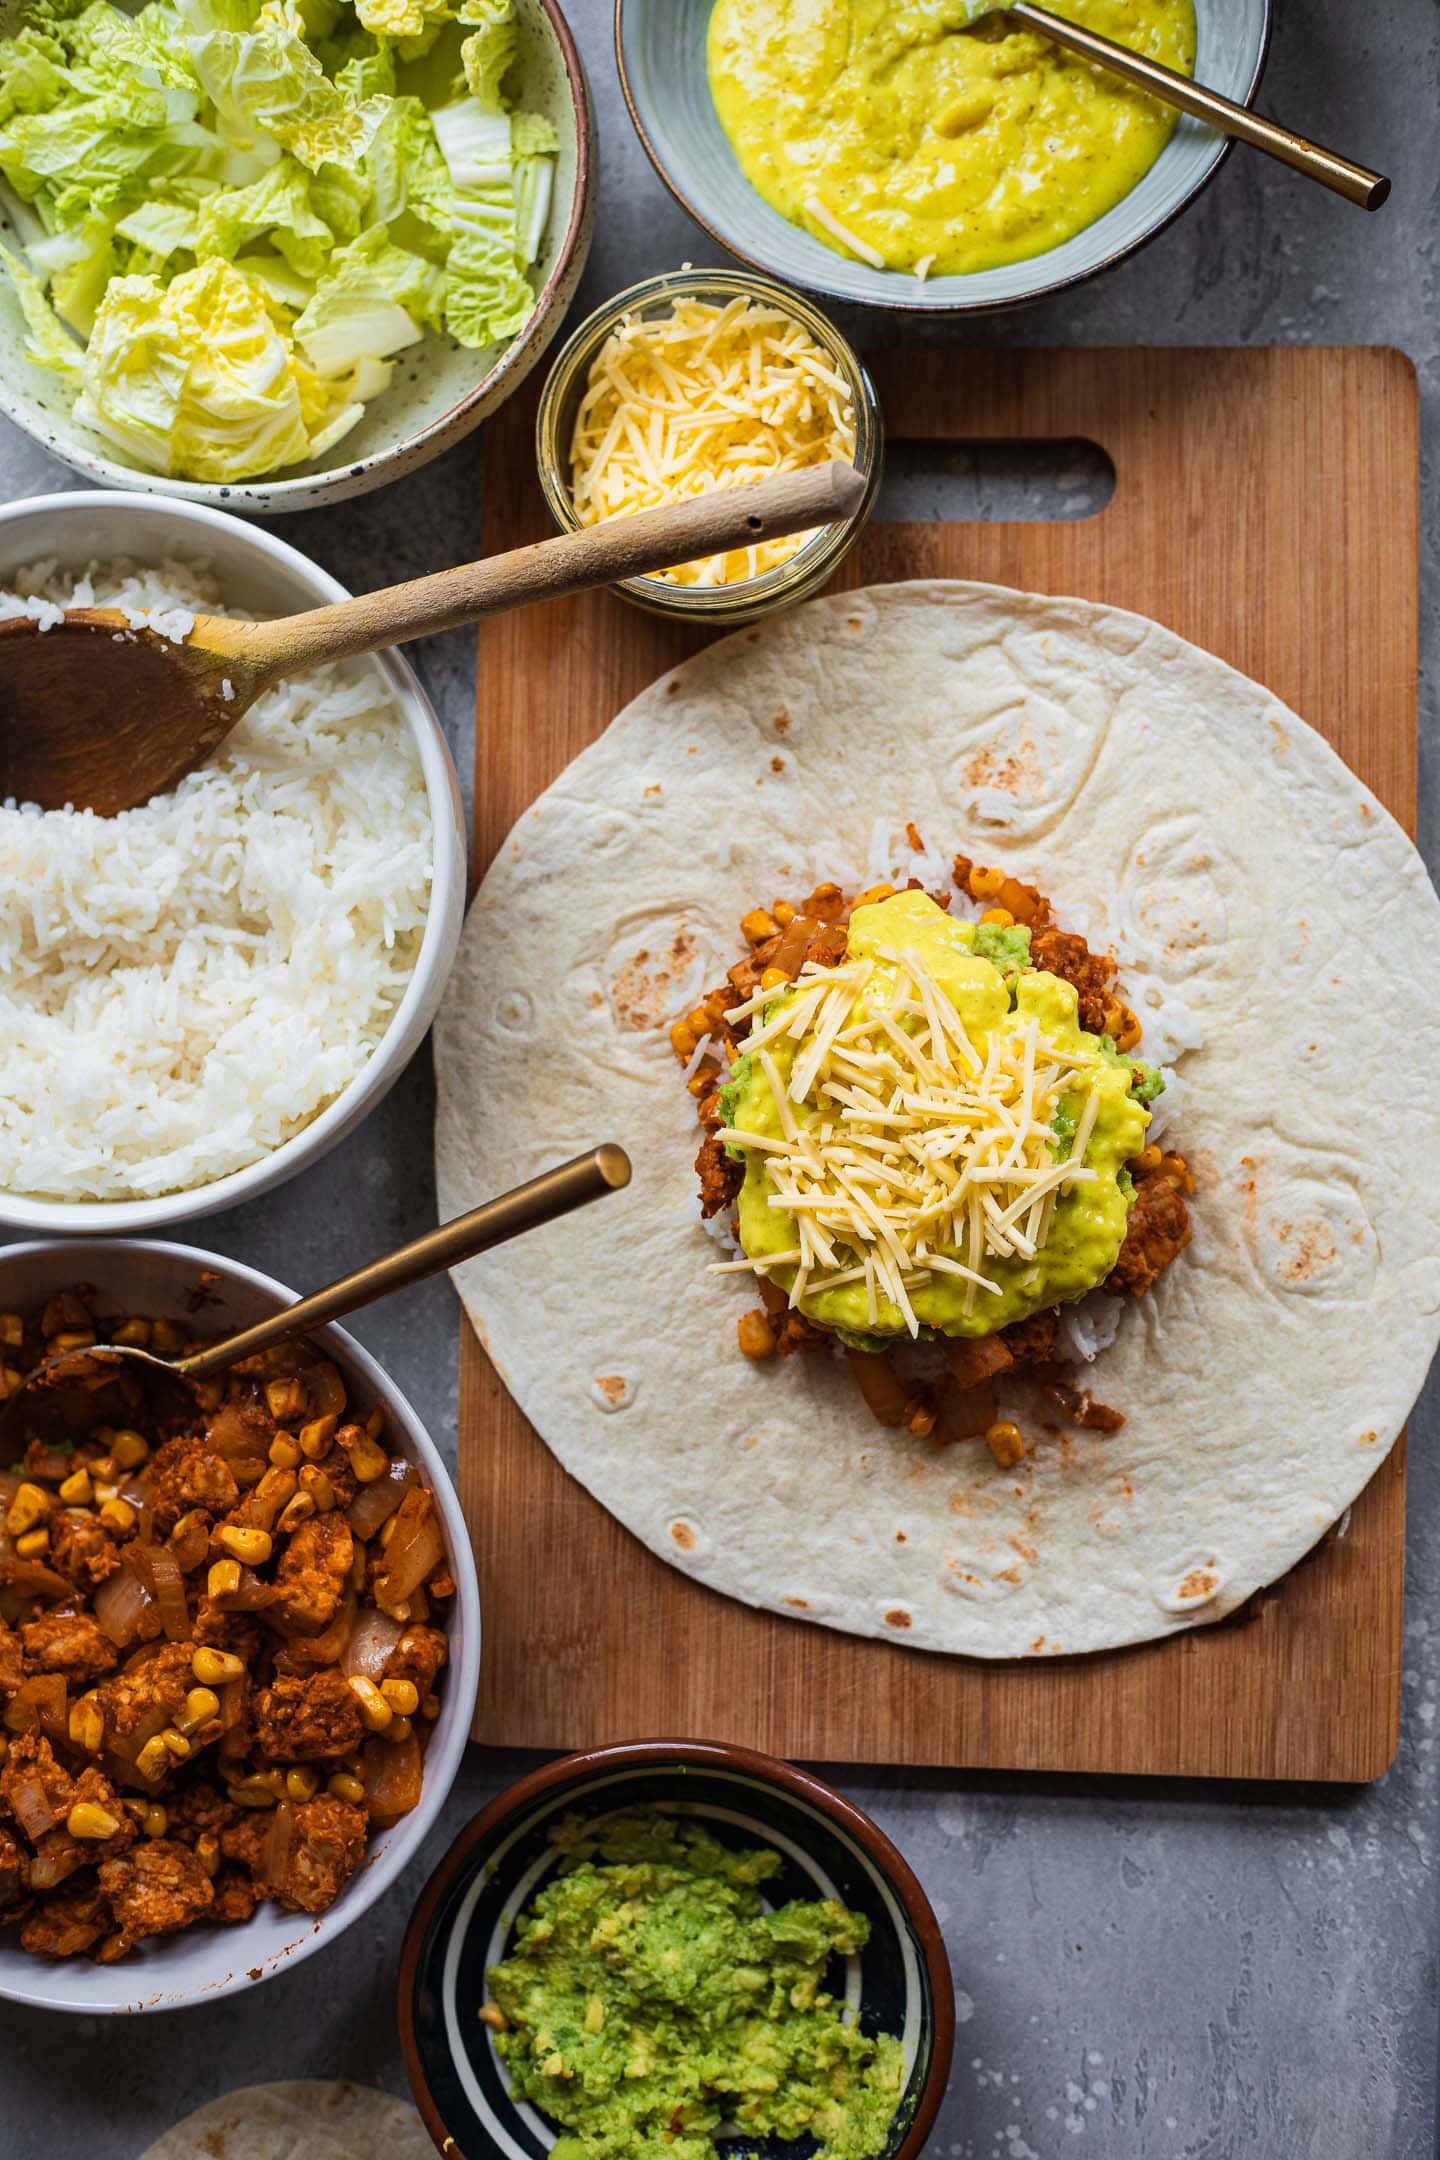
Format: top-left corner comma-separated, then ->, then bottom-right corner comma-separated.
398,1740 -> 954,2159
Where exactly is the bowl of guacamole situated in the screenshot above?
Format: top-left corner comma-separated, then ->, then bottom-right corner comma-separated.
398,1740 -> 954,2160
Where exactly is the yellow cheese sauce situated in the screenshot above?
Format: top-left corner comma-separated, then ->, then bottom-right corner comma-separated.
707,0 -> 1197,277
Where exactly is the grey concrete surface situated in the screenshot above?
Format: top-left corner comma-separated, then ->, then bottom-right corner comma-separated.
2,1 -> 1438,2154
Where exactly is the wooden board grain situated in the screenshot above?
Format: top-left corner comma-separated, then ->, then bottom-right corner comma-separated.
459,346 -> 1419,1781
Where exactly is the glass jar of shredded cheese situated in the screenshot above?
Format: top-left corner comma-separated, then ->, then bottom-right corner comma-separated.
535,268 -> 882,623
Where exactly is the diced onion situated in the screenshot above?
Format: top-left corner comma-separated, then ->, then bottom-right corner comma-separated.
94,1564 -> 153,1648
307,1361 -> 347,1419
347,1459 -> 415,1541
9,1768 -> 60,1839
362,1732 -> 423,1828
341,1609 -> 403,1682
264,1796 -> 296,1891
373,1491 -> 443,1607
126,1544 -> 189,1643
3,1673 -> 66,1739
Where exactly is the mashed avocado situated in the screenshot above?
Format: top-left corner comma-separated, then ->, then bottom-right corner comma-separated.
485,1811 -> 905,2160
708,0 -> 1196,279
728,890 -> 1150,1337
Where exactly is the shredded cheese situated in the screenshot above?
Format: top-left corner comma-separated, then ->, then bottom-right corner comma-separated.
568,294 -> 857,587
715,952 -> 1104,1335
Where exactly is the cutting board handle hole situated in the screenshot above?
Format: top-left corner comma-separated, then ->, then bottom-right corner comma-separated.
876,439 -> 1115,524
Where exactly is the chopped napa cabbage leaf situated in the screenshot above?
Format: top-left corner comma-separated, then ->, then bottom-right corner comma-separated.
293,223 -> 438,371
74,257 -> 359,478
457,0 -> 516,108
0,239 -> 82,376
0,0 -> 557,479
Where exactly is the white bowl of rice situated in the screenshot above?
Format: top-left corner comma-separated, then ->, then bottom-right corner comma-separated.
0,493 -> 467,1233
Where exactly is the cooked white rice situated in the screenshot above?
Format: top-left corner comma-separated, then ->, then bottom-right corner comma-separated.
0,559 -> 432,1203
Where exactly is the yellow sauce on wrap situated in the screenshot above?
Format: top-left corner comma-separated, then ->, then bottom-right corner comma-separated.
708,0 -> 1197,277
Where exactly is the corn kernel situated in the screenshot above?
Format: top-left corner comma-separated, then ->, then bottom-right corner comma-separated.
66,1801 -> 120,1840
14,1528 -> 49,1558
668,1017 -> 697,1061
345,1432 -> 388,1484
0,1368 -> 20,1400
277,1490 -> 316,1534
68,1696 -> 104,1753
217,1524 -> 272,1566
195,1832 -> 220,1878
285,1766 -> 319,1803
208,1559 -> 242,1600
265,1378 -> 306,1422
231,1775 -> 278,1809
111,1319 -> 150,1349
384,1714 -> 414,1744
99,1498 -> 136,1535
51,1329 -> 95,1351
1136,1143 -> 1163,1172
327,1772 -> 365,1804
4,1482 -> 50,1536
979,906 -> 1014,927
421,1695 -> 441,1721
365,1409 -> 384,1440
57,1466 -> 93,1506
299,1465 -> 335,1513
347,1676 -> 393,1732
984,1419 -> 1025,1470
759,966 -> 789,991
854,882 -> 895,907
298,1413 -> 337,1458
268,1433 -> 300,1470
379,1513 -> 398,1550
150,1318 -> 186,1355
109,1430 -> 149,1470
737,1311 -> 776,1360
135,1735 -> 172,1782
160,1727 -> 191,1761
177,1687 -> 220,1733
478,2003 -> 508,2033
905,1402 -> 937,1439
740,907 -> 777,947
192,1646 -> 244,1687
0,1313 -> 21,1347
380,1677 -> 419,1717
969,865 -> 1005,898
143,1804 -> 167,1838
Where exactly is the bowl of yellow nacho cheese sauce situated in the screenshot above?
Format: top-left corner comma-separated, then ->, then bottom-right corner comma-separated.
616,0 -> 1270,313
535,267 -> 882,623
398,1740 -> 954,2160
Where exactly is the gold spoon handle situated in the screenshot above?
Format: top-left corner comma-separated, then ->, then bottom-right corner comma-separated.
227,460 -> 867,681
175,1145 -> 631,1380
1010,1 -> 1389,210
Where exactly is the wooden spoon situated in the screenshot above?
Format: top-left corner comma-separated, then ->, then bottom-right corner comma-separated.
961,2 -> 1388,209
0,460 -> 865,816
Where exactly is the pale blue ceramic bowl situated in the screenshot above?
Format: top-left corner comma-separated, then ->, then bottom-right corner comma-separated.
616,0 -> 1271,314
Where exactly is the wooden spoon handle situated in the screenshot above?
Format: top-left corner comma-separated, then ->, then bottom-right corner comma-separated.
240,460 -> 867,679
1011,1 -> 1389,210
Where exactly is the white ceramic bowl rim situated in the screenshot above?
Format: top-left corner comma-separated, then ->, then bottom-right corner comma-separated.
616,0 -> 1273,314
0,1235 -> 481,2015
0,491 -> 467,1236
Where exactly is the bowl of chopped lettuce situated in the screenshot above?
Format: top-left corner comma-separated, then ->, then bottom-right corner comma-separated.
0,0 -> 593,509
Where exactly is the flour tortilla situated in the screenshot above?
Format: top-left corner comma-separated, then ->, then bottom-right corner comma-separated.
138,2082 -> 432,2160
434,581 -> 1440,1658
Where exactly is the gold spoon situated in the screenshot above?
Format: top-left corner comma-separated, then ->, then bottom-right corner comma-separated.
966,3 -> 1388,209
1,1144 -> 630,1449
0,460 -> 865,817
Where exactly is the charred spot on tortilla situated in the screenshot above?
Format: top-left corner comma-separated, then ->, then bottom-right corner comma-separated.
670,840 -> 1193,1459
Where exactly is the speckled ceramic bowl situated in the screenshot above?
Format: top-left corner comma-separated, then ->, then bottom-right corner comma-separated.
398,1741 -> 954,2160
616,0 -> 1270,313
0,1239 -> 481,2016
0,0 -> 594,512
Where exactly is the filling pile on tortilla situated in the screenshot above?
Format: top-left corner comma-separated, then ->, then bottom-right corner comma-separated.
672,839 -> 1192,1465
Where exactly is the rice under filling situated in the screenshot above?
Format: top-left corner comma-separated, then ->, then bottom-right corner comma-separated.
0,558 -> 432,1202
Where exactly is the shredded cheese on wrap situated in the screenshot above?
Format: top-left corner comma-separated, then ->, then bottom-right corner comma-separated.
567,294 -> 857,588
712,952 -> 1105,1334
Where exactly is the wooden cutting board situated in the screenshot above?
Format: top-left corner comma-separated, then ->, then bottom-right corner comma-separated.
458,345 -> 1418,1782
